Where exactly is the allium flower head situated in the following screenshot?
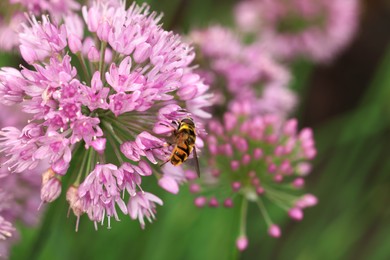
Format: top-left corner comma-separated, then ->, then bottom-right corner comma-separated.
234,0 -> 360,62
0,1 -> 210,230
190,25 -> 296,118
190,110 -> 317,250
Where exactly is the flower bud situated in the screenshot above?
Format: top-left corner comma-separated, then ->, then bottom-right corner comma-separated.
194,196 -> 207,208
292,178 -> 305,188
66,185 -> 84,217
288,207 -> 303,221
236,235 -> 248,251
133,42 -> 152,63
42,168 -> 55,185
223,198 -> 233,208
88,46 -> 100,62
208,197 -> 219,207
66,185 -> 84,232
41,177 -> 62,203
268,224 -> 281,238
158,176 -> 179,194
231,181 -> 241,192
190,183 -> 201,193
68,34 -> 82,53
97,21 -> 110,42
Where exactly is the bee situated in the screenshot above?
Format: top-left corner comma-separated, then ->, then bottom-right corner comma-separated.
160,117 -> 200,177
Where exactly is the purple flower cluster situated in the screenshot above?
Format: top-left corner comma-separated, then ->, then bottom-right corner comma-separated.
189,110 -> 317,250
190,25 -> 296,118
0,1 -> 210,230
234,0 -> 360,62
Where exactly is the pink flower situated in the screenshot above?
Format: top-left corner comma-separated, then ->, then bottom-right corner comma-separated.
0,1 -> 210,229
78,164 -> 127,229
40,176 -> 62,204
80,71 -> 110,111
159,163 -> 187,194
19,16 -> 68,64
0,126 -> 39,173
0,67 -> 28,106
117,162 -> 152,196
128,192 -> 163,229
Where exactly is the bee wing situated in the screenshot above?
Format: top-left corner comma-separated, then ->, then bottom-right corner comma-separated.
192,147 -> 200,178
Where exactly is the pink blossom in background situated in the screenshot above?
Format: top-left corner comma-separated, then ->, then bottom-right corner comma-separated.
0,170 -> 43,258
0,1 -> 211,230
0,104 -> 43,259
0,12 -> 25,52
9,0 -> 79,17
190,110 -> 317,250
234,0 -> 360,63
190,25 -> 296,118
0,0 -> 80,51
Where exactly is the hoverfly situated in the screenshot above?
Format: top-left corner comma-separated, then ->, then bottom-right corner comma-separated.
159,117 -> 200,177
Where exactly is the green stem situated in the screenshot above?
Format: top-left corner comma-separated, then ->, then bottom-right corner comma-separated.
74,147 -> 89,185
256,197 -> 272,226
77,53 -> 90,81
84,147 -> 95,178
102,116 -> 138,139
99,41 -> 107,80
263,184 -> 298,201
239,198 -> 248,236
102,121 -> 124,144
106,132 -> 124,165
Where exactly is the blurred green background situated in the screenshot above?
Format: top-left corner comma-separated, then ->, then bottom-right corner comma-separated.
2,0 -> 390,259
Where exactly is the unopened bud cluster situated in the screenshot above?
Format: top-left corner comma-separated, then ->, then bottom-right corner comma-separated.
190,111 -> 317,250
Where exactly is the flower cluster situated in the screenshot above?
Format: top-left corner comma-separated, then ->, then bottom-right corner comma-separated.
234,0 -> 360,62
0,102 -> 45,258
190,25 -> 296,118
0,1 -> 210,230
189,110 -> 317,250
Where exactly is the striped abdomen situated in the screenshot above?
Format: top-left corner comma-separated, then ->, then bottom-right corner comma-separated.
169,121 -> 196,166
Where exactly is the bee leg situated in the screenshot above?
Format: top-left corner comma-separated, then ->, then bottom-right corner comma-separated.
160,159 -> 170,167
171,120 -> 180,128
176,108 -> 188,113
159,122 -> 176,129
145,142 -> 172,151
